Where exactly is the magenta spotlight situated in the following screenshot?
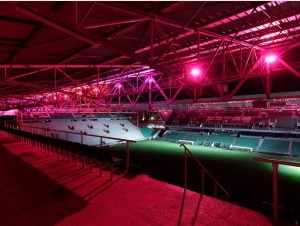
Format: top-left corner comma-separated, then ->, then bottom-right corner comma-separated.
265,55 -> 276,63
117,84 -> 122,88
190,68 -> 201,77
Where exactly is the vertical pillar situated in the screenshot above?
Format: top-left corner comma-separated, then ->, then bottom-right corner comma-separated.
149,18 -> 154,108
126,141 -> 130,172
184,148 -> 187,191
272,163 -> 279,221
202,168 -> 205,195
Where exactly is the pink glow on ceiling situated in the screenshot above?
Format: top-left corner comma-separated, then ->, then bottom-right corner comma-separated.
265,55 -> 276,63
190,68 -> 201,77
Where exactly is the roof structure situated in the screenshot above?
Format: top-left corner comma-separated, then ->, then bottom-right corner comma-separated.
1,1 -> 300,111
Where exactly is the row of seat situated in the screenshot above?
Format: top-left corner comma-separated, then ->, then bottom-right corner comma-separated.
1,126 -> 124,180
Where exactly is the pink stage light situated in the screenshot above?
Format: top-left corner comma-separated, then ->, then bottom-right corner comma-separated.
265,55 -> 276,63
117,84 -> 122,88
190,68 -> 201,77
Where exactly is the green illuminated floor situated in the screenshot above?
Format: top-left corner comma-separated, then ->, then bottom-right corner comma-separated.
113,140 -> 300,219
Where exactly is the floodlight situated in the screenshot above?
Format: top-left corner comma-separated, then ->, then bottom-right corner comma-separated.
190,68 -> 201,77
265,55 -> 276,63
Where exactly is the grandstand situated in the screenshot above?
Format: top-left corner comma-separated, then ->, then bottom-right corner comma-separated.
139,127 -> 155,139
195,134 -> 209,145
231,136 -> 260,151
258,138 -> 290,155
20,113 -> 145,146
275,117 -> 298,130
0,1 -> 300,225
291,141 -> 300,156
205,133 -> 236,147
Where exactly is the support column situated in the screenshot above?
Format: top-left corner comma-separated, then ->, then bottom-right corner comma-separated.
126,141 -> 130,172
272,163 -> 279,221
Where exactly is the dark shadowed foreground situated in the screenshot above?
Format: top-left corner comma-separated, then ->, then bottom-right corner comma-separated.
0,134 -> 273,226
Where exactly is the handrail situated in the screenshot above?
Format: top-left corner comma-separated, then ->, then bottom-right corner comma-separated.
180,143 -> 230,201
253,157 -> 300,167
19,124 -> 137,143
254,157 -> 300,221
16,124 -> 136,171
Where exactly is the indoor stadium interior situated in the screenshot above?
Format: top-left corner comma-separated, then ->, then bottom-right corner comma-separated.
1,1 -> 300,225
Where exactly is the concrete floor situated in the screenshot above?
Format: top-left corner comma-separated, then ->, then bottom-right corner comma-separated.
0,132 -> 274,226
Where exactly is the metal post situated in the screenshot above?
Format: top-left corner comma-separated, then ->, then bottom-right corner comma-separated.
202,167 -> 205,195
184,148 -> 187,191
136,111 -> 139,128
126,141 -> 130,172
272,163 -> 279,221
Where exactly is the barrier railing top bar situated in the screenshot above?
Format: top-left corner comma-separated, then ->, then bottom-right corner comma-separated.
19,124 -> 137,143
253,157 -> 300,167
180,143 -> 230,198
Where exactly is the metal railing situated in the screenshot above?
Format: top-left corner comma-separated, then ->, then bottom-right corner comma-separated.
17,124 -> 136,171
254,157 -> 300,221
180,143 -> 230,201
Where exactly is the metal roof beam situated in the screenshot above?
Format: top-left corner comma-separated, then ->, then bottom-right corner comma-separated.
85,17 -> 148,29
101,2 -> 265,50
16,3 -> 172,76
0,64 -> 147,69
0,15 -> 40,25
278,58 -> 300,78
